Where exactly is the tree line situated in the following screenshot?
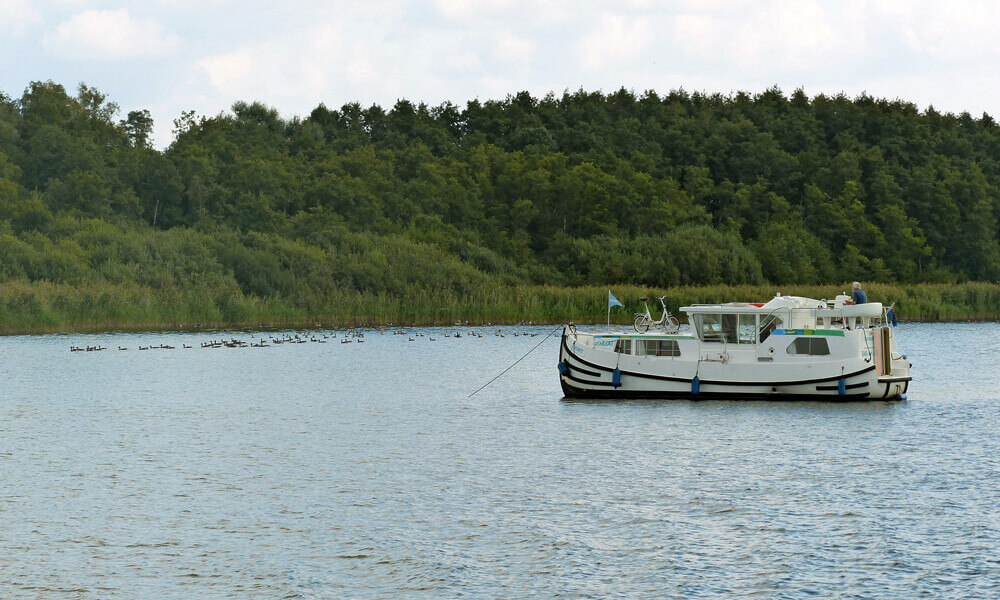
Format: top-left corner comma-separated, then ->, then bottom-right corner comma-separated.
1,81 -> 999,308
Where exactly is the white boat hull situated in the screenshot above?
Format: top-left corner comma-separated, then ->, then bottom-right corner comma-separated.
558,325 -> 911,401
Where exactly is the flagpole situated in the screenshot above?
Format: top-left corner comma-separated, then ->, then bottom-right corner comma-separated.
607,290 -> 623,330
607,289 -> 611,329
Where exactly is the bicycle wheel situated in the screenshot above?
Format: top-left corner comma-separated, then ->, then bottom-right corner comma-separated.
633,315 -> 650,333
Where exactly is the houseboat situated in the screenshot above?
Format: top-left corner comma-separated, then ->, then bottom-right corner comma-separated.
558,294 -> 911,400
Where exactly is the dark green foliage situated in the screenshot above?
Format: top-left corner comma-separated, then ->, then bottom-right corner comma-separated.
2,80 -> 1000,331
122,109 -> 154,149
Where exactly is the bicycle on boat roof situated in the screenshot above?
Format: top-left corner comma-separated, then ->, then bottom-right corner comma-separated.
633,295 -> 681,333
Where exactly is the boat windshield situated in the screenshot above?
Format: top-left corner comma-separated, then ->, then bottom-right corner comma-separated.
694,313 -> 779,344
695,314 -> 748,343
695,314 -> 729,342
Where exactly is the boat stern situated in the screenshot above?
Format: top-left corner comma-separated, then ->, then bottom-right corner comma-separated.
873,326 -> 912,399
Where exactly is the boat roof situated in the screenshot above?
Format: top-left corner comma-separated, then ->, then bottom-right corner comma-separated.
681,294 -> 884,317
594,332 -> 696,339
680,295 -> 822,312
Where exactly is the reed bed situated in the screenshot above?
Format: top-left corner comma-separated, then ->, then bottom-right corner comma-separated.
0,280 -> 998,335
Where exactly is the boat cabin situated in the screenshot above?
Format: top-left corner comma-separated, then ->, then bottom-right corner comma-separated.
681,294 -> 886,345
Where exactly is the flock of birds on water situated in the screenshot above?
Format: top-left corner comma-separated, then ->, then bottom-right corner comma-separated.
68,324 -> 544,352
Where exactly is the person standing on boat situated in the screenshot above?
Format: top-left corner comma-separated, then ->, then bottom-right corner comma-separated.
846,281 -> 868,305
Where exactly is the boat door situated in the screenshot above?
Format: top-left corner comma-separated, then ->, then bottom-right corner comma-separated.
755,312 -> 782,361
873,327 -> 892,376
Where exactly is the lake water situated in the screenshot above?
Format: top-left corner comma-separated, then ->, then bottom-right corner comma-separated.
1,322 -> 998,599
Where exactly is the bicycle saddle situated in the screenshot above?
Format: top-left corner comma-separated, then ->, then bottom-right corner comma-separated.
639,297 -> 648,302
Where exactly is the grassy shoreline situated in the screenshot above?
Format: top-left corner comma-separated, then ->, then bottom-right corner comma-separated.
1,280 -> 999,335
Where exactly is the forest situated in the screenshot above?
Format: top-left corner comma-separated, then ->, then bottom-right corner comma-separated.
2,81 -> 1000,331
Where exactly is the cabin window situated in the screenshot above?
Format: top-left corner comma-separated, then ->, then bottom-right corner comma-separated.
786,337 -> 830,356
696,314 -> 726,342
644,340 -> 681,357
737,314 -> 756,344
614,339 -> 632,354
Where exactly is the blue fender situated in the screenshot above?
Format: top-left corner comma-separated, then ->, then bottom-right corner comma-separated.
612,368 -> 622,388
691,375 -> 700,395
557,362 -> 568,374
838,378 -> 846,396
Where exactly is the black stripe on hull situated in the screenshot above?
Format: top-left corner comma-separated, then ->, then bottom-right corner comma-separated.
563,371 -> 616,387
816,381 -> 869,391
563,362 -> 601,378
560,377 -> 890,402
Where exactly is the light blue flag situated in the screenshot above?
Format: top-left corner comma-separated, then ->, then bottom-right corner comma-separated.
608,290 -> 624,309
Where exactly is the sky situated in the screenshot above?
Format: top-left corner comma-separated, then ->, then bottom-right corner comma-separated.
3,0 -> 1000,147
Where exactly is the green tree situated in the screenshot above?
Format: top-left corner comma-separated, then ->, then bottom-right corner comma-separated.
122,109 -> 154,148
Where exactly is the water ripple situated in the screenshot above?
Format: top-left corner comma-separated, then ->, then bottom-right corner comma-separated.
0,323 -> 998,598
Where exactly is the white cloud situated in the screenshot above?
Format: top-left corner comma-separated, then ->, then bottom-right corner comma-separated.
670,14 -> 723,60
494,31 -> 535,64
447,50 -> 482,72
194,23 -> 403,111
0,0 -> 41,33
578,14 -> 653,70
880,0 -> 1000,62
346,53 -> 380,85
45,8 -> 179,59
430,0 -> 575,27
478,75 -> 516,98
199,49 -> 255,92
432,0 -> 517,21
736,1 -> 851,69
666,0 -> 869,78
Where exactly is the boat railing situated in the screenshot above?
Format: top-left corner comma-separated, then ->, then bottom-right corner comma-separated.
756,310 -> 784,344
